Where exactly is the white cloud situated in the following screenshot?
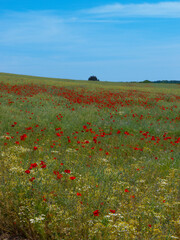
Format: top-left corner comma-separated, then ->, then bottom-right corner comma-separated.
72,19 -> 134,23
0,11 -> 82,45
84,1 -> 180,18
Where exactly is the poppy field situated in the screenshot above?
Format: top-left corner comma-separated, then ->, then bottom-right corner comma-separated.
0,73 -> 179,240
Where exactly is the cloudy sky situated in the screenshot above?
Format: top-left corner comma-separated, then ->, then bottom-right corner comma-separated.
0,0 -> 180,82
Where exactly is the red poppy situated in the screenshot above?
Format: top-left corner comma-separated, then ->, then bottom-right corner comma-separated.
40,161 -> 45,165
33,146 -> 38,150
125,189 -> 129,192
26,127 -> 32,130
110,209 -> 116,213
41,164 -> 46,168
57,174 -> 63,179
20,134 -> 27,141
31,163 -> 38,168
53,171 -> 59,175
77,192 -> 82,196
65,169 -> 71,173
70,176 -> 76,180
25,170 -> 30,174
93,210 -> 100,216
29,177 -> 35,182
43,196 -> 47,202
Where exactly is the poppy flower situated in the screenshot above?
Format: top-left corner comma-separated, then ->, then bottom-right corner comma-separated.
40,161 -> 45,165
77,192 -> 82,196
41,164 -> 46,168
64,169 -> 71,173
110,209 -> 116,213
31,163 -> 38,168
26,127 -> 32,130
25,170 -> 30,174
53,171 -> 59,175
20,134 -> 27,141
93,210 -> 100,216
125,189 -> 129,192
70,176 -> 76,180
29,177 -> 35,182
43,196 -> 46,202
57,174 -> 63,179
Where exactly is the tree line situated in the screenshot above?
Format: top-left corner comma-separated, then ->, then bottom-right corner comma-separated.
141,80 -> 180,84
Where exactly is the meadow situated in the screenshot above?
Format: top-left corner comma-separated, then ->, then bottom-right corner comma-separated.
0,73 -> 179,240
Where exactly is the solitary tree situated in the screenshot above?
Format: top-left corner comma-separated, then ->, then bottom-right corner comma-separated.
142,80 -> 151,83
88,76 -> 99,81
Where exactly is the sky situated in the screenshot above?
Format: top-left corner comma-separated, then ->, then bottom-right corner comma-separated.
0,0 -> 180,82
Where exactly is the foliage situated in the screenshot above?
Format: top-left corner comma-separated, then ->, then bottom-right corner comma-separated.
88,76 -> 99,81
154,80 -> 180,84
141,80 -> 152,83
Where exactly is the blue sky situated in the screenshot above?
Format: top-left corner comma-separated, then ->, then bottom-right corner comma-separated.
0,1 -> 180,82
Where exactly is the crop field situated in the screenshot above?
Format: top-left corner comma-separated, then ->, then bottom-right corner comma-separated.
0,73 -> 179,240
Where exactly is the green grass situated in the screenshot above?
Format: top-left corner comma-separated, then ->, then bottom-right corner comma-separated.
0,73 -> 180,240
1,72 -> 180,95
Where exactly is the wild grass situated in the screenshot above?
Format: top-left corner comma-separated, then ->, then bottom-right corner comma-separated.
0,73 -> 179,239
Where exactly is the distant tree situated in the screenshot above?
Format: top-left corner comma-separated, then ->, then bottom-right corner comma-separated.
88,76 -> 99,81
154,80 -> 180,84
141,80 -> 151,83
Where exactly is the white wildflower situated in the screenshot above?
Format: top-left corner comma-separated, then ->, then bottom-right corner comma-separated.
66,148 -> 76,153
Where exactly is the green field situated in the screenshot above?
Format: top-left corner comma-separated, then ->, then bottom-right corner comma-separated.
0,73 -> 179,240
